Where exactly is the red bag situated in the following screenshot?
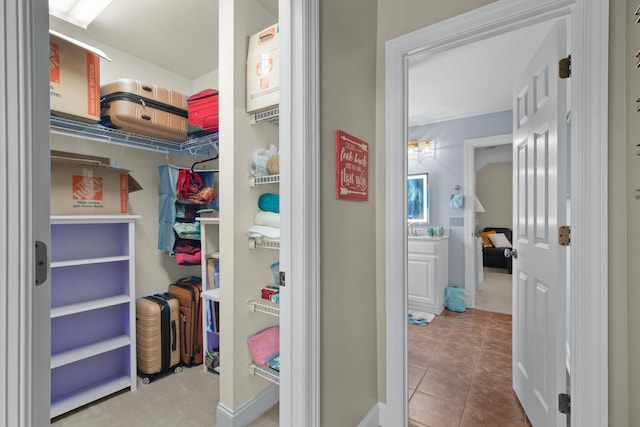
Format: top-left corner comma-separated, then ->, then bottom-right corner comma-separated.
187,89 -> 219,137
176,169 -> 217,205
176,169 -> 203,201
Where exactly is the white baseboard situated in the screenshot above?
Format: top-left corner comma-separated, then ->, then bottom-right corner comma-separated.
359,402 -> 384,427
216,383 -> 279,427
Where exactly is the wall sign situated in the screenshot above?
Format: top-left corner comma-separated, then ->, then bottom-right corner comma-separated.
335,130 -> 368,201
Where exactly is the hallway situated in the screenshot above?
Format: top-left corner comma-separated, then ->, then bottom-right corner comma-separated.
408,309 -> 531,426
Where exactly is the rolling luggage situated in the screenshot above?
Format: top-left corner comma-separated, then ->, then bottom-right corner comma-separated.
100,78 -> 189,142
168,277 -> 203,365
187,89 -> 219,137
136,293 -> 182,383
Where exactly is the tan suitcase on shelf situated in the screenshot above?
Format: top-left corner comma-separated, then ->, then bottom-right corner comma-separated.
100,78 -> 189,142
136,293 -> 181,382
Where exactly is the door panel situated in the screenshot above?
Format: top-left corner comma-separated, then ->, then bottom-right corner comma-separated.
512,19 -> 568,427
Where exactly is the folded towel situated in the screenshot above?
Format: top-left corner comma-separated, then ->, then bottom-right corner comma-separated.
255,211 -> 280,228
258,193 -> 279,213
173,221 -> 201,240
247,224 -> 280,241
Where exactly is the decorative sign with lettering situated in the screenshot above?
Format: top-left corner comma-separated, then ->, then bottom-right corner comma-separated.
335,130 -> 369,201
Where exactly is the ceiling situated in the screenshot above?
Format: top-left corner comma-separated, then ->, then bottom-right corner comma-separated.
50,0 -> 278,80
408,20 -> 554,127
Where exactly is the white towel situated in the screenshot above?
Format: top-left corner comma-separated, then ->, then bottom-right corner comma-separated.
247,224 -> 280,241
255,211 -> 280,228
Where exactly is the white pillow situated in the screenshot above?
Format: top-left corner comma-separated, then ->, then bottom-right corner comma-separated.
488,232 -> 512,248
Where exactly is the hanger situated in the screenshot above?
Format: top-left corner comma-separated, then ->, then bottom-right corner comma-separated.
191,153 -> 219,171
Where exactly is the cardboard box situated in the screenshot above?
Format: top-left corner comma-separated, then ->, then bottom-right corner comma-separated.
50,152 -> 142,215
49,30 -> 111,123
246,23 -> 279,113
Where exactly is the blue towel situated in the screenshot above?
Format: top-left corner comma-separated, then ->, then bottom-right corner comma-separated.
258,193 -> 280,213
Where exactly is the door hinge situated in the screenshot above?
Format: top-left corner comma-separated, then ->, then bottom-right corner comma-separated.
35,241 -> 48,286
279,271 -> 286,287
558,393 -> 571,415
559,55 -> 571,79
558,225 -> 571,246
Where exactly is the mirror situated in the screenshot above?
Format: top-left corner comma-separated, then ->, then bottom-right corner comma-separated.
408,173 -> 429,223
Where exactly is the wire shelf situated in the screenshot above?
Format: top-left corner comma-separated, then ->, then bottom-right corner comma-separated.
248,363 -> 280,385
50,115 -> 219,156
247,299 -> 280,317
248,239 -> 280,250
249,106 -> 279,125
249,174 -> 280,186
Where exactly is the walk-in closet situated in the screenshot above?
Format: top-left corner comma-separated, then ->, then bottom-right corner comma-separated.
48,1 -> 282,425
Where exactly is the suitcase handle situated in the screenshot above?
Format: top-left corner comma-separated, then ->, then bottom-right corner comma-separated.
142,84 -> 153,92
141,114 -> 151,121
171,319 -> 177,351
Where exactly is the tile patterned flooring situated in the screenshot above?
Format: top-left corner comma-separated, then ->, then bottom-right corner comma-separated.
408,309 -> 532,427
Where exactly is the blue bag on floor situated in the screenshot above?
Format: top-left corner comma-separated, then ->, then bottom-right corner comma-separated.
444,285 -> 466,312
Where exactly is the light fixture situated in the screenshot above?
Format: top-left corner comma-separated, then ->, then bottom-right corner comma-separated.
407,138 -> 435,161
474,195 -> 486,213
474,194 -> 485,234
49,0 -> 113,29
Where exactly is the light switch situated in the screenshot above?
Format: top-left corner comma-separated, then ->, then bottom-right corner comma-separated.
450,217 -> 464,226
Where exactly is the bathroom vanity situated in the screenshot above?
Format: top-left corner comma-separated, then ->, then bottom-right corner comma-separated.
408,235 -> 449,314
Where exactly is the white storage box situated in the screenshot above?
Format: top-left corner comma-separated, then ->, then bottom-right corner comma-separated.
246,23 -> 279,113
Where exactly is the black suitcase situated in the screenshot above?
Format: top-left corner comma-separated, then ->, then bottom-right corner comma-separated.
136,293 -> 182,383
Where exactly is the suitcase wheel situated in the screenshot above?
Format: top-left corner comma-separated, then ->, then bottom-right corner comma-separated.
142,376 -> 151,385
174,366 -> 183,374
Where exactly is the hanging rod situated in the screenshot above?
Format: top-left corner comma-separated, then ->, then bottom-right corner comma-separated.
191,154 -> 220,171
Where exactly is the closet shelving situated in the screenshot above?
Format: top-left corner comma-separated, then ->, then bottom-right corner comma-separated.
198,216 -> 221,372
49,215 -> 139,418
249,174 -> 280,186
249,106 -> 279,125
246,104 -> 281,387
245,292 -> 280,387
248,240 -> 280,250
247,363 -> 280,385
50,115 -> 219,156
247,299 -> 280,317
248,174 -> 280,250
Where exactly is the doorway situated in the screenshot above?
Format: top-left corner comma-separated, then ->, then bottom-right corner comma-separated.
386,1 -> 608,426
463,135 -> 513,311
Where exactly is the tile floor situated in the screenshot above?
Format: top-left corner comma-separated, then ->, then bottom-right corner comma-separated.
408,308 -> 532,427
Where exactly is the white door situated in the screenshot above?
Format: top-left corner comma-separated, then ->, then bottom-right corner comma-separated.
512,20 -> 568,426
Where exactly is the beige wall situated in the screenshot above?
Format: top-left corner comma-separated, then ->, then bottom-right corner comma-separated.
375,0 -> 495,403
320,0 -> 380,424
611,0 -> 632,424
476,162 -> 513,231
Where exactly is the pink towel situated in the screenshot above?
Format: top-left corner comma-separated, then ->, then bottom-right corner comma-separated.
247,325 -> 279,366
176,250 -> 201,266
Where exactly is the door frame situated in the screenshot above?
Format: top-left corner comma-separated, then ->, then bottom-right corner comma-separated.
385,0 -> 608,426
463,134 -> 513,309
280,0 -> 320,425
3,0 -> 51,424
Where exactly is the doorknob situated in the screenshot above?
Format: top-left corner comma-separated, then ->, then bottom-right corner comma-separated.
504,248 -> 517,259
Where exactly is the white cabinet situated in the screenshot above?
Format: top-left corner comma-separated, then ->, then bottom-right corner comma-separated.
49,215 -> 139,418
407,236 -> 449,314
198,216 -> 220,372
